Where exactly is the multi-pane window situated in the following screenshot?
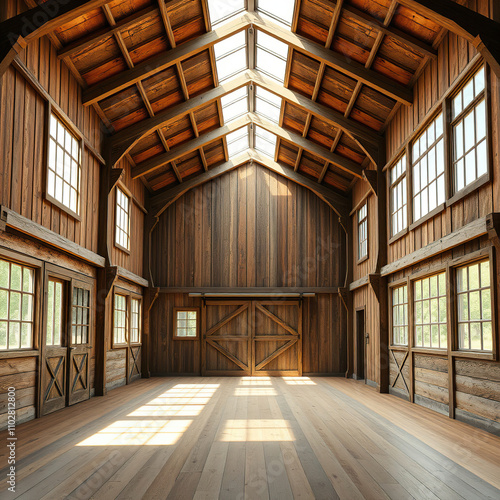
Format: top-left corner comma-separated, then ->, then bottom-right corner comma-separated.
255,31 -> 288,83
255,86 -> 282,124
254,126 -> 277,157
72,287 -> 90,345
113,294 -> 127,345
174,309 -> 198,339
115,187 -> 130,251
0,259 -> 34,350
456,260 -> 492,351
47,113 -> 81,216
226,127 -> 249,158
46,279 -> 64,347
414,273 -> 447,349
357,203 -> 368,260
221,87 -> 248,124
412,113 -> 445,221
390,154 -> 407,237
130,298 -> 141,344
207,0 -> 245,26
214,31 -> 247,82
392,285 -> 408,346
256,0 -> 295,26
452,66 -> 487,192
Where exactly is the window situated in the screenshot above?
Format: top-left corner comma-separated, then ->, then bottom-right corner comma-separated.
256,0 -> 296,27
412,113 -> 445,221
207,0 -> 245,26
214,31 -> 247,82
226,127 -> 249,158
456,260 -> 492,351
115,187 -> 130,251
130,298 -> 141,344
113,294 -> 127,345
254,126 -> 277,158
47,113 -> 81,216
255,86 -> 282,124
72,287 -> 90,345
390,154 -> 407,237
452,66 -> 487,193
392,285 -> 408,346
174,309 -> 199,339
357,203 -> 368,260
221,87 -> 248,124
255,31 -> 288,83
46,279 -> 64,347
414,273 -> 447,349
0,259 -> 35,350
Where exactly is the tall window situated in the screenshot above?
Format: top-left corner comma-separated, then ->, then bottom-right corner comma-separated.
46,279 -> 64,347
113,294 -> 127,345
72,287 -> 90,345
392,285 -> 408,346
357,203 -> 368,260
47,113 -> 81,216
174,309 -> 199,339
115,187 -> 130,251
255,31 -> 288,83
456,260 -> 492,351
390,154 -> 407,237
0,259 -> 35,350
130,298 -> 141,344
214,31 -> 247,82
452,66 -> 487,192
412,113 -> 445,221
414,273 -> 447,349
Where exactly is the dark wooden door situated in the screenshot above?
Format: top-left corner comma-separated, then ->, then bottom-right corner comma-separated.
41,278 -> 67,415
355,309 -> 365,380
202,299 -> 302,376
252,301 -> 301,376
202,301 -> 251,376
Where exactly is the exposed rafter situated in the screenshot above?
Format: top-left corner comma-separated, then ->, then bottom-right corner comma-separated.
81,11 -> 413,107
0,0 -> 110,78
397,0 -> 500,77
106,70 -> 382,169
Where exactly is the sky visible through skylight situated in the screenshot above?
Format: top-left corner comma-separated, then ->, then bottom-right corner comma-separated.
208,0 -> 296,160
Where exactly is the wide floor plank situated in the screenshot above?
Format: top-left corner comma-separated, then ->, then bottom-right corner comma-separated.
1,377 -> 499,499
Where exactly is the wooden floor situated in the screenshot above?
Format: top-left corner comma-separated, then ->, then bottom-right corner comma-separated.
1,377 -> 500,499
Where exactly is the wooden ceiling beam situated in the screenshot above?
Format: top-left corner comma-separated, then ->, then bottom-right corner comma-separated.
397,0 -> 500,77
0,0 -> 111,78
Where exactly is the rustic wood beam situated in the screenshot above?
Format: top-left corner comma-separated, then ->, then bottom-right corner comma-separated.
0,0 -> 110,78
397,0 -> 500,77
132,115 -> 251,179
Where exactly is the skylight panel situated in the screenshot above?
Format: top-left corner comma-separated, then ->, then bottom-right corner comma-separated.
255,31 -> 288,83
226,127 -> 249,157
254,126 -> 277,157
255,86 -> 281,123
256,0 -> 295,27
207,0 -> 245,27
221,87 -> 249,124
214,32 -> 248,82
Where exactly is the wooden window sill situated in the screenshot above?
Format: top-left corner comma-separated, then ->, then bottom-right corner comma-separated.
451,350 -> 496,361
0,349 -> 39,359
357,254 -> 369,265
45,193 -> 81,221
114,243 -> 131,255
409,203 -> 445,231
411,347 -> 448,356
446,174 -> 490,208
389,227 -> 409,245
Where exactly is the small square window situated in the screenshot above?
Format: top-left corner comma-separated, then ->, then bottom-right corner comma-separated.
174,308 -> 199,339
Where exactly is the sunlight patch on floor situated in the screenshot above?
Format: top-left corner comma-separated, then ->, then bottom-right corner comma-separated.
219,419 -> 295,442
283,377 -> 316,385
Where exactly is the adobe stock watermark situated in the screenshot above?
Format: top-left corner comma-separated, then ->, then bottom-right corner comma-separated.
6,387 -> 16,493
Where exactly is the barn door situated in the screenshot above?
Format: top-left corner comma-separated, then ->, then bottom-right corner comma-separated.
41,277 -> 68,415
252,301 -> 301,376
67,280 -> 91,406
202,301 -> 251,376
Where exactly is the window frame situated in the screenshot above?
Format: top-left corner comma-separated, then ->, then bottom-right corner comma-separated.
173,307 -> 200,341
45,107 -> 83,220
389,153 -> 408,239
357,202 -> 368,263
115,186 -> 131,254
390,283 -> 409,347
112,288 -> 143,349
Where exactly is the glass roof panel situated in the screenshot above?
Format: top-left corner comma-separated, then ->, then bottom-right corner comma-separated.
207,0 -> 245,26
221,86 -> 247,107
255,86 -> 282,107
257,0 -> 295,27
214,31 -> 246,59
216,47 -> 248,81
256,47 -> 286,82
255,126 -> 277,157
255,97 -> 280,123
222,97 -> 248,123
227,131 -> 250,157
256,31 -> 289,59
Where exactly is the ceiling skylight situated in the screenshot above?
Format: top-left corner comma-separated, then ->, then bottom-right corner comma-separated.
255,86 -> 282,123
255,31 -> 288,83
207,0 -> 245,27
256,0 -> 296,27
227,127 -> 250,157
214,31 -> 248,82
254,126 -> 277,158
221,87 -> 249,124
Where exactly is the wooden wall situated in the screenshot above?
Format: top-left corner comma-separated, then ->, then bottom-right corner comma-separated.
152,162 -> 345,288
